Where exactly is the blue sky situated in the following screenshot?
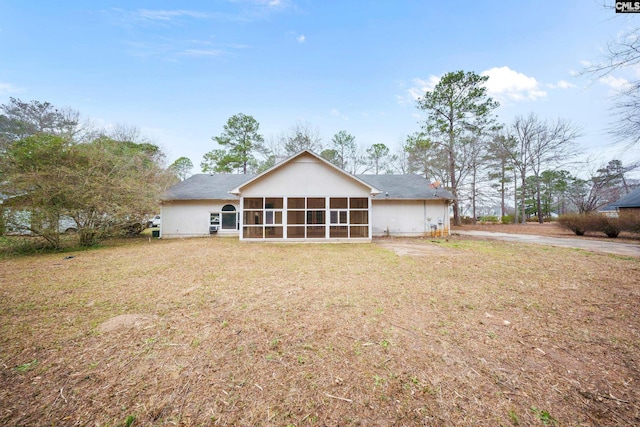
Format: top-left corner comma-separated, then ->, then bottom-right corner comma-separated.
1,1 -> 639,173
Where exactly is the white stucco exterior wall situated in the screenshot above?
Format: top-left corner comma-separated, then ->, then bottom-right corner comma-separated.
160,200 -> 239,238
371,199 -> 451,237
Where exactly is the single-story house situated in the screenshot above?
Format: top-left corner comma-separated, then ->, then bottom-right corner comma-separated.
160,150 -> 454,241
609,186 -> 640,216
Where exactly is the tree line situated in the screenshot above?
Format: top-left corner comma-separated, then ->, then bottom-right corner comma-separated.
195,70 -> 637,226
198,114 -> 396,177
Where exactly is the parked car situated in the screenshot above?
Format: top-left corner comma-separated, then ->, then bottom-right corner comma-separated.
147,215 -> 161,228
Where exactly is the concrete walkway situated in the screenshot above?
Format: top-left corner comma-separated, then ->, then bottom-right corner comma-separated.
455,230 -> 640,258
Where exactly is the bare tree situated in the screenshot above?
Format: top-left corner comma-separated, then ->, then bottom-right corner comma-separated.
0,98 -> 81,149
528,117 -> 581,222
582,26 -> 640,144
497,116 -> 535,224
104,123 -> 152,144
499,114 -> 580,223
282,121 -> 323,155
464,132 -> 490,222
565,158 -> 635,214
392,136 -> 410,174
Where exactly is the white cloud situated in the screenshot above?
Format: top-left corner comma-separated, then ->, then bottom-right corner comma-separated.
0,82 -> 20,95
599,74 -> 632,91
401,67 -> 554,106
296,34 -> 306,43
481,66 -> 547,101
547,80 -> 576,90
400,76 -> 440,104
255,0 -> 290,9
137,9 -> 209,21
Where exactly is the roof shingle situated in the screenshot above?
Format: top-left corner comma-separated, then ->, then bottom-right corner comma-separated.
611,187 -> 640,208
163,173 -> 454,201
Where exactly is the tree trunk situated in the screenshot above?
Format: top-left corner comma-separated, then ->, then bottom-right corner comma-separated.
500,159 -> 506,220
513,169 -> 519,224
536,176 -> 543,223
520,171 -> 527,224
471,167 -> 477,224
448,118 -> 460,226
449,151 -> 460,226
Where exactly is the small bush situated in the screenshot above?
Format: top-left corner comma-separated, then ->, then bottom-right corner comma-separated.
558,213 -> 592,235
559,212 -> 640,238
478,215 -> 499,223
501,215 -> 514,224
600,217 -> 621,238
593,213 -> 640,238
461,216 -> 474,225
618,211 -> 640,234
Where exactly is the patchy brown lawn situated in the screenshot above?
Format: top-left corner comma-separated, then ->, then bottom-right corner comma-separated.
1,235 -> 639,426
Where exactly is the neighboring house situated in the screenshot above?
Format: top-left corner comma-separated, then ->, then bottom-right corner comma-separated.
160,150 -> 454,241
598,202 -> 619,217
609,186 -> 640,216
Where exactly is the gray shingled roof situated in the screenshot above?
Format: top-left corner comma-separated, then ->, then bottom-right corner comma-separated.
358,174 -> 455,200
163,173 -> 454,201
610,186 -> 640,208
162,174 -> 255,200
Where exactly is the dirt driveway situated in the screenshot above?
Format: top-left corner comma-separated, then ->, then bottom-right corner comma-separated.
456,229 -> 640,258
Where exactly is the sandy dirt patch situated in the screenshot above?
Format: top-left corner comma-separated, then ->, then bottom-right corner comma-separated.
97,314 -> 159,333
375,237 -> 458,256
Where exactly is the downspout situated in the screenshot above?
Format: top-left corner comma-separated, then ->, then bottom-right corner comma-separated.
159,203 -> 163,238
238,197 -> 244,241
445,200 -> 450,235
424,200 -> 427,234
368,196 -> 373,240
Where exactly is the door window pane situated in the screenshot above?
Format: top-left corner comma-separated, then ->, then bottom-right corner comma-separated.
221,212 -> 236,229
307,210 -> 325,224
